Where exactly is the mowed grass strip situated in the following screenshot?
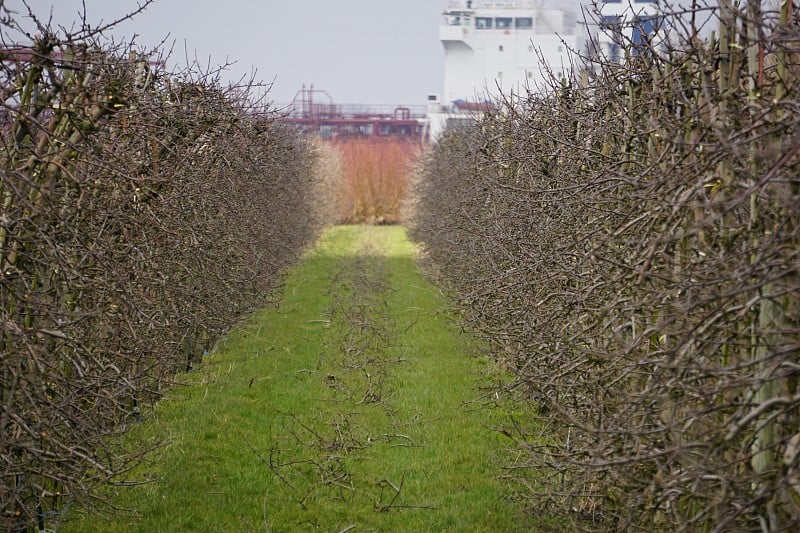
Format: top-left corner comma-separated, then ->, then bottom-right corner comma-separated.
62,226 -> 541,532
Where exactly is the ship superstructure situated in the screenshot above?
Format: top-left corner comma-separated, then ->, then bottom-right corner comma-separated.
429,0 -> 579,139
280,85 -> 427,141
441,0 -> 577,103
582,0 -> 662,65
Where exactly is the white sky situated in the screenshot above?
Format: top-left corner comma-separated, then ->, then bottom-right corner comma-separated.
7,0 -> 446,106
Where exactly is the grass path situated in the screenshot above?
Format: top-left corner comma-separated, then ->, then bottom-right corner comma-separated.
62,226 -> 545,532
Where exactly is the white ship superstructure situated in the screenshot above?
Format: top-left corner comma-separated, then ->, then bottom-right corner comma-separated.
429,0 -> 579,139
582,0 -> 662,65
441,0 -> 576,103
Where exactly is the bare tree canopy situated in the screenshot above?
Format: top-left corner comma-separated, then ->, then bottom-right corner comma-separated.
411,0 -> 800,530
0,5 -> 331,530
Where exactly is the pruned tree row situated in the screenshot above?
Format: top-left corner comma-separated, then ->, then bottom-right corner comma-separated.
411,2 -> 800,530
0,8 -> 330,530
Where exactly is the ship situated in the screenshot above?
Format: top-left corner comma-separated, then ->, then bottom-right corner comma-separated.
280,85 -> 428,141
428,0 -> 580,139
280,1 -> 660,142
583,0 -> 664,66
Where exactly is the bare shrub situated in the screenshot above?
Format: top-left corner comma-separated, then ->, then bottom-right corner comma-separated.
309,138 -> 345,227
411,1 -> 800,530
0,7 -> 330,530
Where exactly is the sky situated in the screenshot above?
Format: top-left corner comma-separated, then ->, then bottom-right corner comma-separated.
6,1 -> 714,106
7,0 -> 447,106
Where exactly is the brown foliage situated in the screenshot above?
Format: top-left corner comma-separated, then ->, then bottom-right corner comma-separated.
411,2 -> 800,530
334,139 -> 420,224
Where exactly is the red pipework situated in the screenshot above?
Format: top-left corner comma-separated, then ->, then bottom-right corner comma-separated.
280,86 -> 428,141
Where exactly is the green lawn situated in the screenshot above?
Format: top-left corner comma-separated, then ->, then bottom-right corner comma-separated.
61,226 -> 550,532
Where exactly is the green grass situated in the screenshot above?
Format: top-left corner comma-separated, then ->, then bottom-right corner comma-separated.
60,226 -> 553,532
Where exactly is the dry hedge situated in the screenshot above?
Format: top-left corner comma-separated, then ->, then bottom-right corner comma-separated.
411,2 -> 800,530
0,7 -> 329,530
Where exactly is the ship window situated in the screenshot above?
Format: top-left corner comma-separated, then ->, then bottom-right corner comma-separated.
476,17 -> 492,29
495,17 -> 512,29
449,15 -> 461,26
515,17 -> 533,29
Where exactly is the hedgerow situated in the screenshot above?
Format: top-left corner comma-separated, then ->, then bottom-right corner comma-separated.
411,2 -> 800,530
1,5 -> 331,528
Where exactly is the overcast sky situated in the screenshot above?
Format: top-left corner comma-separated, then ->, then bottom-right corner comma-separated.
9,0 -> 446,106
7,1 -> 715,105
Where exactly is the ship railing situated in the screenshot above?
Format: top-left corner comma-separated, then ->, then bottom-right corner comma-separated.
445,1 -> 540,10
279,103 -> 428,120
